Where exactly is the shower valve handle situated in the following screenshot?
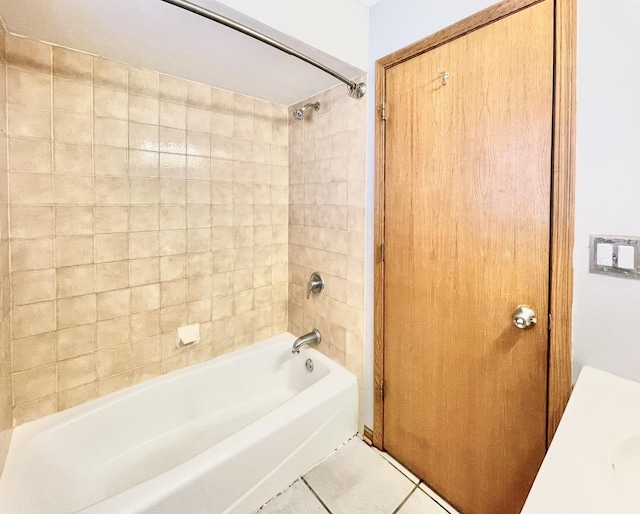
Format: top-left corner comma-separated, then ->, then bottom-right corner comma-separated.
307,272 -> 325,299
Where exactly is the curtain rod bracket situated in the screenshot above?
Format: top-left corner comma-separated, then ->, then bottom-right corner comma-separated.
348,82 -> 367,99
161,0 -> 366,99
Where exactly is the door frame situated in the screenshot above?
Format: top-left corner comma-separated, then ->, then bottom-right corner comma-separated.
373,0 -> 576,449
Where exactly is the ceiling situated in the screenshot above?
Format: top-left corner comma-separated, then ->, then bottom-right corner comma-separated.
0,0 -> 366,105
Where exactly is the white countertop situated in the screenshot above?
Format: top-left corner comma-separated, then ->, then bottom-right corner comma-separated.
522,366 -> 640,513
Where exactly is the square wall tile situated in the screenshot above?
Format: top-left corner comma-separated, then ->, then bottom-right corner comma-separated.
93,57 -> 128,91
12,270 -> 56,306
7,68 -> 51,108
52,47 -> 92,82
12,333 -> 57,372
9,138 -> 52,174
6,34 -> 51,72
12,301 -> 56,339
57,294 -> 97,329
53,78 -> 92,114
57,325 -> 96,360
8,105 -> 51,139
57,354 -> 97,391
13,365 -> 57,406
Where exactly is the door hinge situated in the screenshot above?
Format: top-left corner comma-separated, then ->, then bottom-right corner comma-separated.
379,380 -> 385,400
380,243 -> 385,262
548,313 -> 552,331
381,102 -> 387,121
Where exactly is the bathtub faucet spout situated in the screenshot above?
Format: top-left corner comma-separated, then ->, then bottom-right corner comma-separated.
292,329 -> 321,354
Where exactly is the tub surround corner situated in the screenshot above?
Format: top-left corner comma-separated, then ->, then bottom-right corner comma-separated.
288,80 -> 367,430
0,22 -> 13,474
0,427 -> 10,477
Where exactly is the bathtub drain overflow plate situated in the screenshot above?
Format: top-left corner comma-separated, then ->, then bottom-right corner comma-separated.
305,359 -> 314,373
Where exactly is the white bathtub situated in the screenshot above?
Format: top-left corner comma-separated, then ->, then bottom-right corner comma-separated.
0,333 -> 358,514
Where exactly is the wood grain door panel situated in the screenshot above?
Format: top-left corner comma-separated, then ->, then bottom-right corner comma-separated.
382,2 -> 554,513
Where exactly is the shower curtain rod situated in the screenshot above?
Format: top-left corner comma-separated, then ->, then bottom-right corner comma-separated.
160,0 -> 367,98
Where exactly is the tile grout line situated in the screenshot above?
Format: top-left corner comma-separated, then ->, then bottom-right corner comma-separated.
374,447 -> 453,514
301,476 -> 333,514
375,449 -> 419,485
391,483 -> 418,514
369,442 -> 454,514
418,482 -> 454,514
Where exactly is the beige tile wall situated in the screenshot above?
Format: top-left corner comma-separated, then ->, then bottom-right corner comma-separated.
5,33 -> 289,425
0,24 -> 12,472
288,81 -> 366,429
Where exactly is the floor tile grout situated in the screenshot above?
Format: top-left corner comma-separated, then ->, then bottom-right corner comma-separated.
418,482 -> 455,514
302,476 -> 333,514
377,447 -> 455,513
391,483 -> 419,514
376,449 -> 420,484
376,449 -> 453,513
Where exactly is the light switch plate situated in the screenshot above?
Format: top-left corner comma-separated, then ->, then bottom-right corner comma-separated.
590,235 -> 640,279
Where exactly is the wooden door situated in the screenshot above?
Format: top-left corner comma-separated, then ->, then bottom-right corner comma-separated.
382,2 -> 554,513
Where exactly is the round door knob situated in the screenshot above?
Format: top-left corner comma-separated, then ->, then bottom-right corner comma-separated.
513,305 -> 537,329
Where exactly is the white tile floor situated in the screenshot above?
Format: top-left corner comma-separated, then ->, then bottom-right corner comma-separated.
255,438 -> 459,514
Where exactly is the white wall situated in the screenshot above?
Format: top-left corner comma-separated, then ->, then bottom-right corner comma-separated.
364,0 -> 497,428
215,0 -> 370,70
572,0 -> 640,382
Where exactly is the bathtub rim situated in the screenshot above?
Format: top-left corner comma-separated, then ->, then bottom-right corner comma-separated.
80,350 -> 357,513
0,331 -> 358,514
7,332 -> 303,439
